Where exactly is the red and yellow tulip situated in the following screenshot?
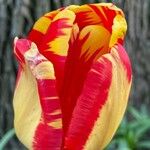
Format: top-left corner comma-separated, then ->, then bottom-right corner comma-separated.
13,3 -> 132,150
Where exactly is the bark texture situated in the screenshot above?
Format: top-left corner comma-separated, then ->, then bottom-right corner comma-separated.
0,0 -> 149,149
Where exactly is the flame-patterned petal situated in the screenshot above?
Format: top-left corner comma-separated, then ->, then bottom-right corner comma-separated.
13,39 -> 62,150
64,43 -> 132,150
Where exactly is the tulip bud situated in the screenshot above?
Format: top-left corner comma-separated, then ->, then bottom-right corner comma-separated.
13,3 -> 132,150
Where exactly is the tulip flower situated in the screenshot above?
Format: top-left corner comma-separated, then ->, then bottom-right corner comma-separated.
13,3 -> 132,150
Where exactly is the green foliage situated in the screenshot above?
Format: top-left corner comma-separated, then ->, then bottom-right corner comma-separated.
106,106 -> 150,150
0,129 -> 15,150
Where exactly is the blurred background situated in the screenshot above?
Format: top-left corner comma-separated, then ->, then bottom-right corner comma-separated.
0,0 -> 150,149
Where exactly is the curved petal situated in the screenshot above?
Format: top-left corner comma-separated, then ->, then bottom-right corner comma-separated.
60,23 -> 111,134
13,39 -> 62,149
64,44 -> 132,150
28,9 -> 59,46
14,37 -> 32,66
68,3 -> 124,31
38,9 -> 75,57
37,9 -> 75,93
109,14 -> 127,47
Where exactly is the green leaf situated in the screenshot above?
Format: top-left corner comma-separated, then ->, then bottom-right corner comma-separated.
117,139 -> 130,150
0,129 -> 15,150
128,107 -> 142,120
139,141 -> 150,149
136,123 -> 150,140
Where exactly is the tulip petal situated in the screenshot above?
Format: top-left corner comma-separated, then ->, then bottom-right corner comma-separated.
64,43 -> 132,150
38,9 -> 75,57
13,57 -> 42,148
68,3 -> 124,31
78,25 -> 110,61
14,37 -> 32,66
60,23 -> 111,134
109,14 -> 127,47
34,9 -> 75,92
68,4 -> 100,29
13,39 -> 62,149
28,9 -> 59,47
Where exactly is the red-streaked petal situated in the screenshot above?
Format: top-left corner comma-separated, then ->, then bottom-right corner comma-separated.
28,9 -> 59,46
60,23 -> 110,135
38,9 -> 76,93
68,3 -> 124,31
64,57 -> 112,150
68,5 -> 100,30
39,9 -> 75,57
13,39 -> 62,149
14,37 -> 32,66
64,43 -> 132,150
78,25 -> 110,61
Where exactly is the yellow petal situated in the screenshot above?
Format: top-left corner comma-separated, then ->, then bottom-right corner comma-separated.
44,9 -> 75,56
84,44 -> 132,150
79,25 -> 110,61
13,64 -> 41,149
109,14 -> 127,48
